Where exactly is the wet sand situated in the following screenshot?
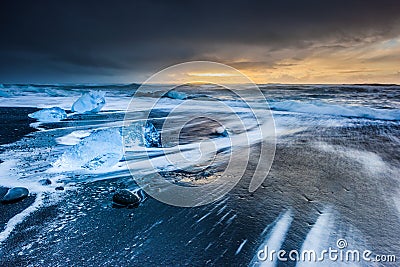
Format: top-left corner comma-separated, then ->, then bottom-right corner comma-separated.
0,107 -> 38,238
0,105 -> 399,266
0,119 -> 398,266
0,107 -> 38,146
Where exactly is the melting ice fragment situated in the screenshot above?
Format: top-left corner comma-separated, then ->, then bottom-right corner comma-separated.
28,107 -> 67,122
54,128 -> 123,171
123,121 -> 161,148
144,122 -> 162,147
166,90 -> 187,100
71,90 -> 106,114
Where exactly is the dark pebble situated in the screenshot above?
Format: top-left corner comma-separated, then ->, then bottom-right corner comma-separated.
112,189 -> 140,206
1,187 -> 29,204
39,178 -> 52,185
55,186 -> 64,191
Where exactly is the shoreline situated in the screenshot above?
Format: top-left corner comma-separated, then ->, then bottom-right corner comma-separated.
0,107 -> 38,245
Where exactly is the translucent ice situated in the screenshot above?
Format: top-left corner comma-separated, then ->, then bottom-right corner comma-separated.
71,91 -> 106,114
166,90 -> 187,100
28,107 -> 67,122
54,128 -> 123,171
144,122 -> 162,147
123,121 -> 161,148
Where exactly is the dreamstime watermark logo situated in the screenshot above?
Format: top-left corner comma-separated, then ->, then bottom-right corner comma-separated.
336,238 -> 348,249
122,61 -> 276,207
257,238 -> 396,263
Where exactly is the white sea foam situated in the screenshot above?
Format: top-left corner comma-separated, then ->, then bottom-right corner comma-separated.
1,84 -> 397,250
0,194 -> 43,244
315,142 -> 387,174
296,208 -> 335,267
236,239 -> 248,255
270,101 -> 400,121
250,210 -> 293,266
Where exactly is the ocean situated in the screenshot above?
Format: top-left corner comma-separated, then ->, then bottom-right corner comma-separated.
0,83 -> 399,266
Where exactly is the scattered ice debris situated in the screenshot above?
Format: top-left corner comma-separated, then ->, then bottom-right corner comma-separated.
28,107 -> 67,122
123,121 -> 162,148
71,90 -> 106,114
1,187 -> 29,204
53,128 -> 123,171
166,90 -> 187,100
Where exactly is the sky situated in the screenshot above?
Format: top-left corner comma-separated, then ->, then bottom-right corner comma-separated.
0,0 -> 400,84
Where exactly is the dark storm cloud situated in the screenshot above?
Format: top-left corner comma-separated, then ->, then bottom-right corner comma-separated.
0,0 -> 399,82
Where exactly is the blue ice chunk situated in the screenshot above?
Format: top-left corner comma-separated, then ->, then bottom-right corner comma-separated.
166,90 -> 187,100
123,121 -> 161,148
54,128 -> 123,170
28,107 -> 67,122
144,122 -> 162,148
71,91 -> 106,114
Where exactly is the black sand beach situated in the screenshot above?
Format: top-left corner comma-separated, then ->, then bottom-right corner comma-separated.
0,107 -> 38,238
0,109 -> 399,266
0,84 -> 399,266
0,107 -> 38,145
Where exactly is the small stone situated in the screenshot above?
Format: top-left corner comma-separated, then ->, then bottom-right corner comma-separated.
55,186 -> 64,191
39,179 -> 52,185
112,189 -> 140,206
1,187 -> 29,204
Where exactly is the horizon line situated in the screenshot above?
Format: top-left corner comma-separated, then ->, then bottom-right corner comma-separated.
1,82 -> 399,86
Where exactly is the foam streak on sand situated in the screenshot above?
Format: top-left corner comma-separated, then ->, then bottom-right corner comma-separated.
270,100 -> 400,121
250,210 -> 293,267
296,208 -> 335,267
236,239 -> 248,255
315,142 -> 387,174
0,194 -> 43,244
